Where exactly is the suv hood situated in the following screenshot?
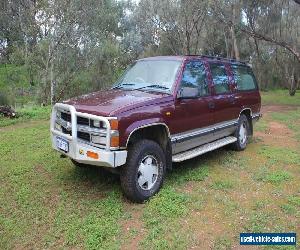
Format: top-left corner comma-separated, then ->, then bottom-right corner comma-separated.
64,89 -> 172,116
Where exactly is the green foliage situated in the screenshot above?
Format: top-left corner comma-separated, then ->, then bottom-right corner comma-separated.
82,193 -> 123,250
167,163 -> 210,186
0,106 -> 51,127
269,108 -> 300,141
258,145 -> 300,165
288,195 -> 300,207
0,92 -> 9,105
280,195 -> 299,216
218,151 -> 248,169
265,170 -> 292,184
244,210 -> 273,232
0,64 -> 32,105
261,90 -> 300,106
255,119 -> 268,132
0,122 -> 124,249
253,167 -> 292,185
141,187 -> 190,249
144,188 -> 189,222
213,235 -> 232,250
211,179 -> 234,190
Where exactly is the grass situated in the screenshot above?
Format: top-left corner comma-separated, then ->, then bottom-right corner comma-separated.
211,179 -> 234,190
261,89 -> 300,106
213,235 -> 232,250
1,94 -> 300,249
258,145 -> 300,165
0,106 -> 51,127
265,170 -> 292,184
141,187 -> 191,249
271,108 -> 300,141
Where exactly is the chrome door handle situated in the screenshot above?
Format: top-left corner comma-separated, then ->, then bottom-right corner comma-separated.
229,96 -> 236,104
208,101 -> 215,109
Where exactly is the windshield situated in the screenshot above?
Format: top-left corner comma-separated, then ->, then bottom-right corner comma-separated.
113,60 -> 182,93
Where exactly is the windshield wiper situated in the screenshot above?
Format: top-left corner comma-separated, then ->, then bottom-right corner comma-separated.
134,84 -> 169,91
112,83 -> 135,89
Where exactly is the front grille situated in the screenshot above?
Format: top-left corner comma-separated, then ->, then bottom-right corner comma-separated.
78,131 -> 90,141
62,127 -> 72,135
61,112 -> 71,122
77,116 -> 89,126
56,109 -> 106,147
61,111 -> 89,126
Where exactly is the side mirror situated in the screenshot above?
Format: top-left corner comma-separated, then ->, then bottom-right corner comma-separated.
177,87 -> 198,99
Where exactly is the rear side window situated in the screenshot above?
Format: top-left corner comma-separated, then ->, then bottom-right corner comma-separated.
232,65 -> 257,91
181,60 -> 209,96
209,63 -> 230,94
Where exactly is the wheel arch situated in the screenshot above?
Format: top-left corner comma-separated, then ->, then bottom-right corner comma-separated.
239,108 -> 253,135
126,122 -> 171,148
125,122 -> 172,170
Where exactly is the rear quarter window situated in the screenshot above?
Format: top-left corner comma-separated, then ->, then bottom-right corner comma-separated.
232,65 -> 257,91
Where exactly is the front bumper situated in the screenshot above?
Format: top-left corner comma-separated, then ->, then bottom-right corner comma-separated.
50,103 -> 127,168
252,112 -> 262,122
51,132 -> 127,167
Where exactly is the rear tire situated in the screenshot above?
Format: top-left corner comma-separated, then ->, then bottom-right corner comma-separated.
120,139 -> 166,203
232,114 -> 250,151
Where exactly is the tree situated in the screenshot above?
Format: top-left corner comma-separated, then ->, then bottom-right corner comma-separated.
212,0 -> 300,95
137,0 -> 208,55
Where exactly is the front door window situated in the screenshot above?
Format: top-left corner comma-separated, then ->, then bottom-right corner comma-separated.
181,61 -> 209,97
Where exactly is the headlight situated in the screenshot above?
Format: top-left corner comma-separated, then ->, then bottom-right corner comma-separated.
91,134 -> 106,144
92,119 -> 118,130
55,123 -> 62,131
56,111 -> 61,119
93,120 -> 101,128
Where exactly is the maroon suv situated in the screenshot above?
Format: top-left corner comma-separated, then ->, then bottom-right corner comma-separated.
51,55 -> 261,202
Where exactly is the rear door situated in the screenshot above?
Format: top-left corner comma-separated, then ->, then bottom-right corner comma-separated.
231,64 -> 261,115
208,62 -> 239,138
171,60 -> 215,154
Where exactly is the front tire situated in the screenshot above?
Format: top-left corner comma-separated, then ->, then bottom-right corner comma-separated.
232,114 -> 250,151
120,139 -> 166,203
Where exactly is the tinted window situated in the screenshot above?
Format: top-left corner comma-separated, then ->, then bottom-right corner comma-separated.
232,65 -> 257,91
180,61 -> 208,96
210,63 -> 230,94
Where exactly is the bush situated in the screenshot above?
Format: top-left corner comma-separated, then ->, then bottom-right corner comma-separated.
0,92 -> 9,105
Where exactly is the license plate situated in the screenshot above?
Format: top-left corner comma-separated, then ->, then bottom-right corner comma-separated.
56,137 -> 69,152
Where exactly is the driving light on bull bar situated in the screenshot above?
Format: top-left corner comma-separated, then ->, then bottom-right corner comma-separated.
87,151 -> 99,159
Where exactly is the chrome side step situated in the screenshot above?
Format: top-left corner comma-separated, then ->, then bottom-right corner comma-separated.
172,136 -> 237,162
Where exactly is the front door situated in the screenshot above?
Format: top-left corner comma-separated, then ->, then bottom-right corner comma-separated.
171,60 -> 215,154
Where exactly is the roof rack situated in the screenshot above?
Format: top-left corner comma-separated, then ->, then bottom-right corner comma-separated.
185,54 -> 247,64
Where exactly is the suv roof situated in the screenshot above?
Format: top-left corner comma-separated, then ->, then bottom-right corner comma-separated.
139,55 -> 249,66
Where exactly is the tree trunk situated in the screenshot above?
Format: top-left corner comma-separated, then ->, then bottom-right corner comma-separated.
289,67 -> 296,96
231,3 -> 240,60
50,60 -> 54,105
224,31 -> 230,58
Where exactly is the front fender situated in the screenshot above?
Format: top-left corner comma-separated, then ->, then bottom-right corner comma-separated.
122,118 -> 170,147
